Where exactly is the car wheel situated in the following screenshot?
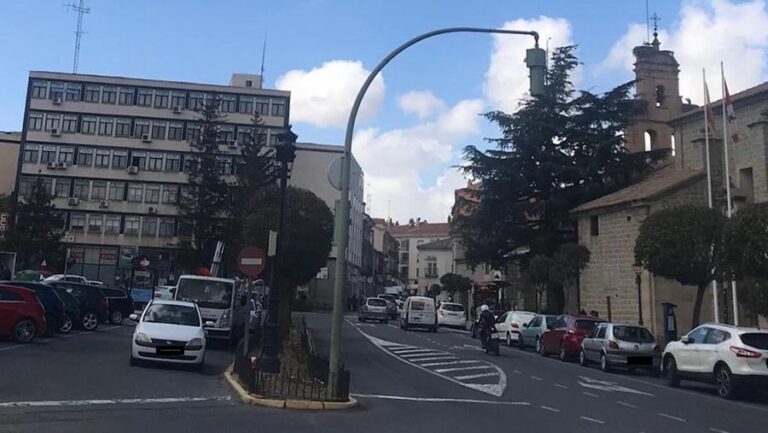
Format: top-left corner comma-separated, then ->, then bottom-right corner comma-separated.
715,364 -> 737,399
58,316 -> 73,334
559,344 -> 569,362
537,338 -> 547,356
664,356 -> 680,388
13,319 -> 36,343
81,312 -> 99,331
600,353 -> 611,372
506,332 -> 513,347
579,349 -> 588,366
110,310 -> 124,325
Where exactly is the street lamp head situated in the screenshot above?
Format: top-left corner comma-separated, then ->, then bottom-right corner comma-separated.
525,47 -> 547,97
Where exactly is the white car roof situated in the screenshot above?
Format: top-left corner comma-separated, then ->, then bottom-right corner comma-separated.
700,322 -> 768,334
149,299 -> 198,308
177,275 -> 234,284
408,296 -> 434,302
440,302 -> 463,306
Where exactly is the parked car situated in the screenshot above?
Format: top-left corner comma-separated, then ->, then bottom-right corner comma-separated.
539,315 -> 605,361
662,323 -> 768,399
495,310 -> 537,347
43,274 -> 87,284
376,295 -> 398,320
47,281 -> 108,331
0,284 -> 46,343
130,300 -> 207,371
101,287 -> 134,325
437,302 -> 467,329
0,281 -> 68,336
519,314 -> 557,350
401,296 -> 437,332
154,285 -> 176,301
50,286 -> 81,333
580,323 -> 661,374
359,297 -> 389,323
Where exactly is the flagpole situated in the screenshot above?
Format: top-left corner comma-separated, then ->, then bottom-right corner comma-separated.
721,62 -> 739,326
704,68 -> 720,323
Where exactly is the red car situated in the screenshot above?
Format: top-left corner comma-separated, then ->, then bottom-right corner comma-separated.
538,315 -> 604,361
0,284 -> 47,343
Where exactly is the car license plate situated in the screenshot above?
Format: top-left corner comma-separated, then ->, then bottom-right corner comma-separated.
156,346 -> 184,355
627,356 -> 652,365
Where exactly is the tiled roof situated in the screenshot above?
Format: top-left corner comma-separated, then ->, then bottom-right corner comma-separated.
570,164 -> 704,214
416,238 -> 453,251
386,222 -> 451,238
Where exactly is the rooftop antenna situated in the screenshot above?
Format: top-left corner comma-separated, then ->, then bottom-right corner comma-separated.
366,182 -> 372,213
645,0 -> 650,43
259,32 -> 267,89
66,0 -> 90,73
387,200 -> 391,222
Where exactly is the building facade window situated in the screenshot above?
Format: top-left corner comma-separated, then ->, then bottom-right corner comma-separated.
161,185 -> 178,204
151,121 -> 166,140
31,81 -> 47,99
77,148 -> 93,166
28,112 -> 43,130
236,126 -> 253,144
91,181 -> 107,200
590,215 -> 599,236
95,150 -> 111,168
58,147 -> 74,164
73,180 -> 90,199
256,98 -> 269,115
127,183 -> 144,202
220,95 -> 236,113
130,151 -> 146,169
147,153 -> 163,171
112,151 -> 128,169
49,82 -> 66,101
98,117 -> 114,136
142,217 -> 157,236
136,89 -> 153,107
81,116 -> 97,134
84,85 -> 100,103
118,88 -> 134,105
65,83 -> 82,101
105,215 -> 121,234
238,96 -> 253,114
171,91 -> 186,109
218,126 -> 234,144
271,99 -> 286,116
186,123 -> 201,142
134,120 -> 150,138
216,157 -> 232,175
159,218 -> 175,237
101,87 -> 117,104
115,118 -> 131,137
165,154 -> 181,172
189,92 -> 204,111
54,178 -> 70,198
154,90 -> 169,108
23,145 -> 39,163
41,146 -> 56,163
269,133 -> 280,147
145,185 -> 160,203
70,213 -> 86,231
124,216 -> 140,235
44,114 -> 61,131
18,177 -> 33,197
168,122 -> 183,140
62,115 -> 78,133
88,214 -> 103,233
108,182 -> 125,201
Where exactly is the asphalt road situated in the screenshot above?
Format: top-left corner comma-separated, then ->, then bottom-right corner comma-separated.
1,313 -> 767,433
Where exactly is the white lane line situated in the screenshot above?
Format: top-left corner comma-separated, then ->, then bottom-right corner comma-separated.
513,369 -> 522,374
554,384 -> 569,389
387,324 -> 399,329
658,413 -> 686,422
709,428 -> 729,433
392,348 -> 437,354
0,344 -> 26,353
435,365 -> 492,374
0,396 -> 231,408
351,394 -> 528,405
400,352 -> 448,358
540,405 -> 560,412
616,400 -> 638,408
580,416 -> 605,425
582,391 -> 600,398
420,360 -> 480,367
454,372 -> 500,380
408,356 -> 457,363
530,375 -> 543,381
441,328 -> 470,335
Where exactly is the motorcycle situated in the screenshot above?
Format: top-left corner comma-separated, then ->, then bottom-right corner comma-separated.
483,325 -> 501,356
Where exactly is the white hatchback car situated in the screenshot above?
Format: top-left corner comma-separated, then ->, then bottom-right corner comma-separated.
662,323 -> 768,399
130,300 -> 207,371
437,302 -> 466,329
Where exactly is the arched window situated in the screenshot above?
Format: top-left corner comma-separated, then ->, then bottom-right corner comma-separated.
644,130 -> 657,151
670,133 -> 676,156
655,85 -> 666,108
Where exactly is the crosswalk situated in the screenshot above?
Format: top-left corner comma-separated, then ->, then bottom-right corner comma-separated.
353,328 -> 506,397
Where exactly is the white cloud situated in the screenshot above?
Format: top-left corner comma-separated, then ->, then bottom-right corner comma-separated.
355,99 -> 484,222
275,60 -> 385,128
484,17 -> 574,113
397,90 -> 445,119
599,0 -> 768,103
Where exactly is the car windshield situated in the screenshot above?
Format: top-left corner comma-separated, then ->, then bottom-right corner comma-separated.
740,333 -> 768,350
142,304 -> 199,326
175,279 -> 233,309
367,298 -> 387,307
545,316 -> 557,327
514,313 -> 535,323
613,326 -> 654,342
442,304 -> 464,312
575,320 -> 600,331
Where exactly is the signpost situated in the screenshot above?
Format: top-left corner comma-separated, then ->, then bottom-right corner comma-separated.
237,246 -> 266,278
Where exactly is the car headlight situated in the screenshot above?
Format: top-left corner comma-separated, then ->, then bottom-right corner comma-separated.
134,332 -> 152,346
186,338 -> 204,350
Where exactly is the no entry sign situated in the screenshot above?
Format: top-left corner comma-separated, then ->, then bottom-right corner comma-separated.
237,246 -> 266,278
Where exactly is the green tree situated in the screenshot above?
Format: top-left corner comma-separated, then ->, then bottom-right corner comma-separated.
722,202 -> 768,280
523,255 -> 556,312
428,283 -> 442,299
2,178 -> 65,270
550,243 -> 591,313
634,205 -> 725,328
240,186 -> 334,335
735,276 -> 768,321
455,46 -> 666,269
439,273 -> 473,294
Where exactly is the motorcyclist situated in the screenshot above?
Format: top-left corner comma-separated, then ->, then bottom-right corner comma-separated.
478,304 -> 496,349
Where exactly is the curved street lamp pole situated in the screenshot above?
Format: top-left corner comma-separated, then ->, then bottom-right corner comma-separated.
327,27 -> 546,398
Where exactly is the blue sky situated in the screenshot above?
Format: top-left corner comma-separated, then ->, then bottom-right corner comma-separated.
1,0 -> 766,222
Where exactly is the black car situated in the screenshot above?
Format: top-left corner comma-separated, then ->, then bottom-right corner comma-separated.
47,281 -> 108,331
100,287 -> 134,325
50,286 -> 80,333
1,281 -> 68,335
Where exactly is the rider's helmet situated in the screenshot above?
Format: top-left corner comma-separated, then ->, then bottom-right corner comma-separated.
480,304 -> 489,312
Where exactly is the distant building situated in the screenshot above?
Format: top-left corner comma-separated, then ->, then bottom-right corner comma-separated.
385,220 -> 450,293
0,132 -> 21,196
372,218 -> 399,290
416,238 -> 453,295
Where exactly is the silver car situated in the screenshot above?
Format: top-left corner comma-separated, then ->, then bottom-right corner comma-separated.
580,323 -> 661,374
518,314 -> 557,350
358,297 -> 389,323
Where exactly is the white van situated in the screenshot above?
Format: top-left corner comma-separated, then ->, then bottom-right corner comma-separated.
400,296 -> 437,332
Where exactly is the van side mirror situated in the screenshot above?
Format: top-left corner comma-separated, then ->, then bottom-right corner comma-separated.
128,313 -> 138,321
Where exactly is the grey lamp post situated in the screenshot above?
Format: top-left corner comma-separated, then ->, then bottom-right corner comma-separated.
633,263 -> 644,326
326,27 -> 546,399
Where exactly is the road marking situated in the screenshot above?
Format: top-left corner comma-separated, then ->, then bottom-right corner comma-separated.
400,351 -> 448,358
582,391 -> 600,398
407,356 -> 457,362
580,416 -> 605,425
420,360 -> 480,367
616,400 -> 638,408
530,375 -> 543,381
709,428 -> 729,433
513,369 -> 522,374
441,328 -> 470,335
392,348 -> 436,354
454,372 -> 500,380
0,396 -> 231,408
0,344 -> 26,353
540,405 -> 560,412
578,375 -> 653,396
554,384 -> 569,389
435,365 -> 492,373
658,413 -> 686,422
387,324 -> 399,329
350,394 -> 528,405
